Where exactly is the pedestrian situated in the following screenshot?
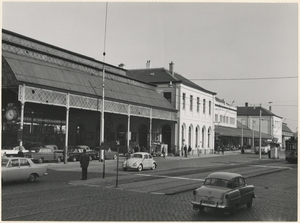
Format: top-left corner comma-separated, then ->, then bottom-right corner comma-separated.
17,147 -> 24,157
188,146 -> 192,155
221,145 -> 225,155
184,145 -> 188,157
162,146 -> 166,158
181,145 -> 184,156
80,149 -> 90,180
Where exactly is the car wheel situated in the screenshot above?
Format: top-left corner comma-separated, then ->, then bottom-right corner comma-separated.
113,154 -> 117,160
137,164 -> 143,172
199,205 -> 205,212
72,157 -> 77,162
38,158 -> 43,164
56,157 -> 61,163
230,204 -> 237,215
151,163 -> 156,170
28,174 -> 36,182
246,197 -> 253,208
123,167 -> 127,171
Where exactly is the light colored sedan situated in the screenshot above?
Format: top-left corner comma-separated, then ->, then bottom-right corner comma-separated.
192,172 -> 255,215
2,157 -> 48,183
123,152 -> 157,171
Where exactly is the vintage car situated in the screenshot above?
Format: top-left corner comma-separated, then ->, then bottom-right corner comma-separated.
2,145 -> 29,157
2,157 -> 48,183
67,145 -> 98,162
24,146 -> 64,163
94,146 -> 118,160
191,172 -> 255,215
123,152 -> 157,171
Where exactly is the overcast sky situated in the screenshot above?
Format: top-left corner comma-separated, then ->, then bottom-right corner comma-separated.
2,2 -> 298,132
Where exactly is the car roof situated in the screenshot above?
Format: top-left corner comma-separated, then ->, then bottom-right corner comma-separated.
133,152 -> 150,155
206,172 -> 242,180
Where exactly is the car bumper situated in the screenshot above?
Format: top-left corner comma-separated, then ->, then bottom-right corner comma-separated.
191,201 -> 226,209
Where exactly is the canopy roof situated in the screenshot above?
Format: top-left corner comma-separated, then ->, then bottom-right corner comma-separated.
215,125 -> 273,139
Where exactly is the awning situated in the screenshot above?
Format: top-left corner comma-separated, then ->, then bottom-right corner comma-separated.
215,126 -> 273,139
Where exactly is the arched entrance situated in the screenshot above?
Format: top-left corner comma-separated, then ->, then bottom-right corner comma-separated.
162,125 -> 171,153
138,124 -> 148,150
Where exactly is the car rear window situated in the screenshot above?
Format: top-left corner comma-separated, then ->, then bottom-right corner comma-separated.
2,159 -> 9,167
204,178 -> 231,188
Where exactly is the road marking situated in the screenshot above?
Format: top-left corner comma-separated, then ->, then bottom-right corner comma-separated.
136,173 -> 205,181
251,165 -> 292,169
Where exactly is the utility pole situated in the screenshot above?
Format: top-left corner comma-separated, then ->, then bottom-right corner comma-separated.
259,106 -> 262,160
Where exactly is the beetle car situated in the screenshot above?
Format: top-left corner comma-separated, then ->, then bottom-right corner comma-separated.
191,172 -> 255,215
123,152 -> 157,171
2,157 -> 48,183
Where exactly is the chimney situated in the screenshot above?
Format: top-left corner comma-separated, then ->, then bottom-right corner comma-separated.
169,61 -> 174,75
146,60 -> 151,69
269,106 -> 272,111
118,63 -> 125,68
245,102 -> 248,107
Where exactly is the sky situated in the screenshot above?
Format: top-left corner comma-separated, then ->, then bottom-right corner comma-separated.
2,1 -> 298,132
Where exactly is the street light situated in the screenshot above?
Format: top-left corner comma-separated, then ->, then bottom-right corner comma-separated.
252,120 -> 255,151
241,119 -> 244,150
259,105 -> 262,160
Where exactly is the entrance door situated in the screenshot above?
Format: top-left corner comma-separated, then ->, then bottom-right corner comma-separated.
162,125 -> 171,153
138,124 -> 148,150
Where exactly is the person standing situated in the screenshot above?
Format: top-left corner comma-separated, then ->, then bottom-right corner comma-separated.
17,147 -> 24,157
184,145 -> 188,157
80,149 -> 90,180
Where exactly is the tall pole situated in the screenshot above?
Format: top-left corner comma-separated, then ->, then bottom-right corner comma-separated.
259,107 -> 262,160
101,2 -> 108,178
252,120 -> 255,151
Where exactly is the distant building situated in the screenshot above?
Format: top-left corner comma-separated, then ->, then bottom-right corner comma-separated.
282,123 -> 294,149
237,103 -> 283,145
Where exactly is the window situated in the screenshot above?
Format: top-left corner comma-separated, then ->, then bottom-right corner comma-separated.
20,159 -> 30,166
215,114 -> 218,122
182,93 -> 186,110
230,117 -> 235,125
226,116 -> 229,123
197,97 -> 200,112
164,92 -> 171,103
209,101 -> 211,115
220,115 -> 223,123
11,159 -> 19,167
190,95 -> 193,111
203,99 -> 206,114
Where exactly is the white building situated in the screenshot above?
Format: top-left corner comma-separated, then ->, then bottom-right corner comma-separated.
127,61 -> 216,155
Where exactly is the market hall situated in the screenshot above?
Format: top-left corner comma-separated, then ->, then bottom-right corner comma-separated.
2,29 -> 178,160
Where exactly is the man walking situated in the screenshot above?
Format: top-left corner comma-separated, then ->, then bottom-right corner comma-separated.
80,149 -> 90,180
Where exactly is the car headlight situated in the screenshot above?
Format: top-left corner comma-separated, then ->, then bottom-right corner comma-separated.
133,162 -> 137,166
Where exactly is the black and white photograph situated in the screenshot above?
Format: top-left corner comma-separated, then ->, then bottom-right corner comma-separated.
1,1 -> 298,221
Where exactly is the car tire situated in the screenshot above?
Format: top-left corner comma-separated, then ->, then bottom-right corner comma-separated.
123,168 -> 127,171
230,204 -> 237,215
38,158 -> 43,164
72,157 -> 77,162
151,163 -> 156,170
28,174 -> 36,182
137,164 -> 143,172
113,154 -> 117,160
199,205 -> 205,212
56,157 -> 61,163
246,197 -> 253,208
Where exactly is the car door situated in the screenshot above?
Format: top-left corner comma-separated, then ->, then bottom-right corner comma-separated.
20,158 -> 32,179
142,154 -> 151,169
238,177 -> 253,205
5,158 -> 21,181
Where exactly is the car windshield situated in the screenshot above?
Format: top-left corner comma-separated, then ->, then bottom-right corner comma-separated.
2,159 -> 9,167
132,154 -> 143,159
204,178 -> 232,188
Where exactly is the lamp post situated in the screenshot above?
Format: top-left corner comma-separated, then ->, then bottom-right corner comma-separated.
259,106 -> 262,160
241,119 -> 244,149
252,120 -> 255,151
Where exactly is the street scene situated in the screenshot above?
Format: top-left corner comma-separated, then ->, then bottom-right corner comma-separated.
2,151 -> 297,221
1,2 -> 298,222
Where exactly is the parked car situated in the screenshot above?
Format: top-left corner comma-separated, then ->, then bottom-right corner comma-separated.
123,152 -> 157,171
94,146 -> 118,160
24,146 -> 64,163
2,145 -> 29,157
191,172 -> 255,215
67,145 -> 98,162
2,157 -> 48,183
